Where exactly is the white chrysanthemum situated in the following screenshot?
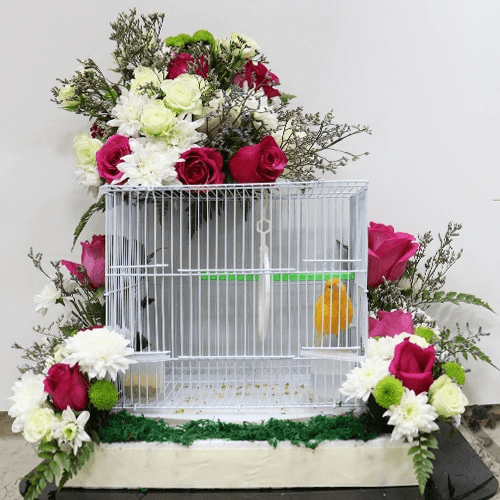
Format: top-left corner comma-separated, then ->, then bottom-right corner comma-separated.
61,267 -> 78,294
63,327 -> 135,380
339,358 -> 390,402
75,166 -> 102,197
384,389 -> 439,443
367,336 -> 400,361
34,281 -> 61,316
118,139 -> 181,186
53,408 -> 91,455
394,332 -> 430,349
8,372 -> 47,431
108,89 -> 150,136
170,116 -> 206,150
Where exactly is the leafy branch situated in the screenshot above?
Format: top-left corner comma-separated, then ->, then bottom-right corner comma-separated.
435,324 -> 497,369
408,432 -> 438,495
420,290 -> 494,312
109,9 -> 170,83
72,195 -> 105,249
22,440 -> 94,500
405,222 -> 464,309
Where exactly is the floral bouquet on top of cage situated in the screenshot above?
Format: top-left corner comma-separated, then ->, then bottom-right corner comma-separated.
340,220 -> 496,494
53,9 -> 370,243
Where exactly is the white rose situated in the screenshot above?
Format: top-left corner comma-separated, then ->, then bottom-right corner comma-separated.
23,407 -> 57,444
58,84 -> 79,110
34,281 -> 61,316
73,132 -> 102,167
161,74 -> 203,116
130,66 -> 163,94
429,375 -> 469,418
140,100 -> 177,138
73,133 -> 103,194
218,33 -> 260,59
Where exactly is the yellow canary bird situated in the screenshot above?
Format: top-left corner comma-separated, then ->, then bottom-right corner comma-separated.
314,278 -> 353,346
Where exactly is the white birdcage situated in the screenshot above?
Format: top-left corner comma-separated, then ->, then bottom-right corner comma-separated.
104,180 -> 368,419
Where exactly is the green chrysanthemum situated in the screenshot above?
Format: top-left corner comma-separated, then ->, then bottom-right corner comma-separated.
165,30 -> 215,50
89,380 -> 119,411
442,361 -> 466,385
164,33 -> 192,48
373,375 -> 404,409
192,30 -> 215,48
414,326 -> 436,343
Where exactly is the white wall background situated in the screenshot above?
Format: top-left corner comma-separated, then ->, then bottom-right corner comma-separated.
1,0 -> 500,409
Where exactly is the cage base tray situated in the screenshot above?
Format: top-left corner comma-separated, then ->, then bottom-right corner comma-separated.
66,437 -> 416,490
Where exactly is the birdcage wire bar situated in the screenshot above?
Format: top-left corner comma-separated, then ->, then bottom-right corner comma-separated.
104,180 -> 368,418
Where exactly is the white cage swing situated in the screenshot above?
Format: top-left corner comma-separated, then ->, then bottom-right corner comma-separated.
104,180 -> 368,419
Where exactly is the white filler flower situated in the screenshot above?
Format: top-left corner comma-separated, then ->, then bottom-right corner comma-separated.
53,408 -> 91,455
108,89 -> 150,137
385,389 -> 439,443
63,327 -> 135,380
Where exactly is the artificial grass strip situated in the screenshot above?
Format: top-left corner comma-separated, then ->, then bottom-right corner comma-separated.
98,411 -> 383,449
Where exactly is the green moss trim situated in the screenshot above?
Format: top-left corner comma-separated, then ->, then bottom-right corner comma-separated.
98,411 -> 383,449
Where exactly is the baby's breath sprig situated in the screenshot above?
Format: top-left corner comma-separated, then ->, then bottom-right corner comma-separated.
277,107 -> 370,181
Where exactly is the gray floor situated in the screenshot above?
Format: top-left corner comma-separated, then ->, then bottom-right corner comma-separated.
1,411 -> 500,500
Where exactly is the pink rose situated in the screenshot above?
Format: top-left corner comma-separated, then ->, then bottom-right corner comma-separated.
167,52 -> 209,79
234,61 -> 281,98
96,134 -> 131,184
228,136 -> 287,184
61,235 -> 105,289
389,338 -> 436,395
368,222 -> 419,288
175,148 -> 225,186
369,310 -> 414,338
44,363 -> 89,411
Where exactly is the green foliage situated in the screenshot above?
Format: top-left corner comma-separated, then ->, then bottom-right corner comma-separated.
72,195 -> 105,249
99,411 -> 382,449
435,324 -> 497,369
22,440 -> 94,500
408,433 -> 438,495
405,222 -> 464,309
110,9 -> 169,84
51,58 -> 120,126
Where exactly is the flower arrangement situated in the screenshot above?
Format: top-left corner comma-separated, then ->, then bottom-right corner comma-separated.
9,8 -> 495,499
340,221 -> 495,494
56,9 -> 371,243
11,10 -> 371,498
11,239 -> 137,500
53,9 -> 369,241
